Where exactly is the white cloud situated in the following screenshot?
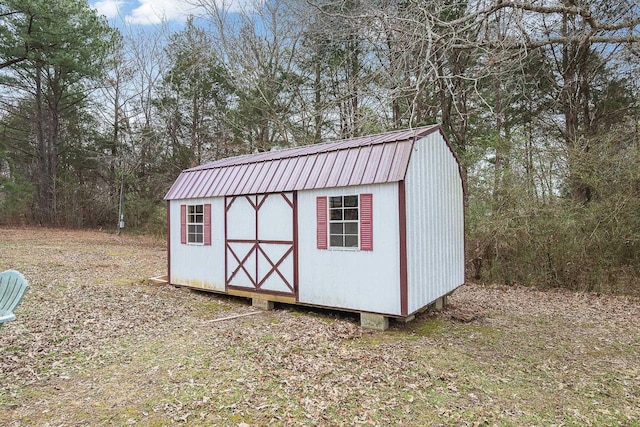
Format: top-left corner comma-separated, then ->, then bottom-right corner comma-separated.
124,0 -> 264,25
125,0 -> 198,24
93,0 -> 124,19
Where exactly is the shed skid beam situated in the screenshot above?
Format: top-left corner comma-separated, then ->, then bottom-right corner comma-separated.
360,312 -> 389,331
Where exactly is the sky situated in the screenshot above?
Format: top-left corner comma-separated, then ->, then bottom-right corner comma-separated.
89,0 -> 258,25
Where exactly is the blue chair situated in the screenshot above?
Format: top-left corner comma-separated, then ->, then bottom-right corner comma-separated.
0,270 -> 29,329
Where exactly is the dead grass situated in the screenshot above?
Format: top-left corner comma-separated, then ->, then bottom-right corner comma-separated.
1,227 -> 639,426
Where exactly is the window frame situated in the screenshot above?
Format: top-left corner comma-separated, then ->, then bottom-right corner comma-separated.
328,195 -> 360,249
187,204 -> 205,245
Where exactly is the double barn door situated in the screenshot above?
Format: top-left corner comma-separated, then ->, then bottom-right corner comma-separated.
225,192 -> 296,296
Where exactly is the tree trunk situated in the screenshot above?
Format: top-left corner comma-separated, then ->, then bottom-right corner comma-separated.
35,64 -> 51,224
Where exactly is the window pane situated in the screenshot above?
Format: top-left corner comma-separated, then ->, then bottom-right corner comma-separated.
188,225 -> 197,233
188,205 -> 196,214
330,223 -> 343,234
330,235 -> 343,247
329,197 -> 342,208
344,209 -> 358,220
345,235 -> 358,247
330,209 -> 343,220
344,196 -> 358,207
195,234 -> 203,243
196,205 -> 203,213
196,214 -> 203,223
345,222 -> 358,235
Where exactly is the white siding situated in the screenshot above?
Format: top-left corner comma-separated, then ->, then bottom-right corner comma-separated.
297,184 -> 402,315
404,132 -> 465,314
169,198 -> 225,291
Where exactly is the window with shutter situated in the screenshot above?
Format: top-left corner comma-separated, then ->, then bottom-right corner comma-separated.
317,193 -> 373,250
180,204 -> 210,245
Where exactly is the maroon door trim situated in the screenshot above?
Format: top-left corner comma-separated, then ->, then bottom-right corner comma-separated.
224,192 -> 297,296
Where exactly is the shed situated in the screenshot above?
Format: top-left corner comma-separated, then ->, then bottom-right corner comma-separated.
164,125 -> 465,329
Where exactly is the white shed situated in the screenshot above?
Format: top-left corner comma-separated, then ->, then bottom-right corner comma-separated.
164,125 -> 465,329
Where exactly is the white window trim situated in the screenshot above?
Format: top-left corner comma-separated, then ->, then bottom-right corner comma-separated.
328,195 -> 360,250
187,204 -> 204,245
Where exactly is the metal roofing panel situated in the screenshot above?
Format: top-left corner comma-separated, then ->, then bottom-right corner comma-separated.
192,169 -> 213,198
165,125 -> 441,199
216,165 -> 240,196
201,168 -> 223,197
235,163 -> 260,195
176,172 -> 199,200
297,154 -> 320,190
284,157 -> 306,191
303,152 -> 328,189
273,158 -> 297,191
263,160 -> 288,193
246,161 -> 271,195
374,142 -> 398,183
254,160 -> 278,194
349,147 -> 371,186
389,139 -> 414,181
176,175 -> 194,199
361,144 -> 385,185
289,155 -> 313,190
335,148 -> 359,188
315,150 -> 339,189
325,149 -> 349,189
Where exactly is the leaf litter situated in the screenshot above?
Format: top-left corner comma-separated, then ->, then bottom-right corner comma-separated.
0,228 -> 638,426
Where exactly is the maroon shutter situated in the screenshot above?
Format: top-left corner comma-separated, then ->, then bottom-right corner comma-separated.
180,205 -> 187,244
360,193 -> 373,251
203,203 -> 212,246
316,196 -> 328,249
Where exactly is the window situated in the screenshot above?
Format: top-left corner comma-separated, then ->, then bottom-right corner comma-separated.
316,194 -> 372,251
329,195 -> 359,248
180,203 -> 211,246
187,204 -> 204,244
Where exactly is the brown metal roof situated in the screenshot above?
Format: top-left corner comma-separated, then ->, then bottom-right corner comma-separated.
164,125 -> 440,200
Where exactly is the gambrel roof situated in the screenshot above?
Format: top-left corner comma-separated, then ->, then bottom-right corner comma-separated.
164,125 -> 441,200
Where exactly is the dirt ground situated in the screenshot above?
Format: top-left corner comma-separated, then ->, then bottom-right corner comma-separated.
0,227 -> 638,426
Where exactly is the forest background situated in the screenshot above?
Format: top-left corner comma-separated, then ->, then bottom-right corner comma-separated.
0,0 -> 638,293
